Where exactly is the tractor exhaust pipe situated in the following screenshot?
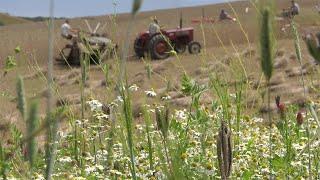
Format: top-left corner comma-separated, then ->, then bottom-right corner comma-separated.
202,8 -> 205,19
179,11 -> 183,29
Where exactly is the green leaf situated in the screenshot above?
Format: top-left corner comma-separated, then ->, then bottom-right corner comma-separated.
181,73 -> 194,95
242,170 -> 254,180
272,155 -> 286,169
14,46 -> 21,54
4,56 -> 17,73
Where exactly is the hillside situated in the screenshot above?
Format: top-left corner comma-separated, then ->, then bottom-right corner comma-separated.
0,13 -> 30,25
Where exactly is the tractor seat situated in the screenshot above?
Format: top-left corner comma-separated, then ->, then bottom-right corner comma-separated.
87,36 -> 111,45
65,44 -> 74,48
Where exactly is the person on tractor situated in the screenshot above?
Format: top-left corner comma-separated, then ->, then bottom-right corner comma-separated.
281,8 -> 291,18
290,0 -> 300,16
61,20 -> 78,40
219,9 -> 236,22
149,17 -> 160,36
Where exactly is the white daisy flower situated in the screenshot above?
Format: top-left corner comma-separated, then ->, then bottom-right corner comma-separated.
129,84 -> 139,92
86,100 -> 103,112
145,89 -> 157,97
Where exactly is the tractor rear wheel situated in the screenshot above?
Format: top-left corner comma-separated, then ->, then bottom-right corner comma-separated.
134,37 -> 145,58
188,41 -> 201,54
174,44 -> 186,54
149,34 -> 170,60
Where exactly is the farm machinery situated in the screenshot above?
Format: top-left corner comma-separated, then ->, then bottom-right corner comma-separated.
134,14 -> 201,60
59,20 -> 117,65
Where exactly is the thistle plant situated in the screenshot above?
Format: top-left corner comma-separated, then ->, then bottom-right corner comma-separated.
274,96 -> 294,178
4,56 -> 17,76
181,73 -> 195,96
3,46 -> 20,77
259,7 -> 275,179
292,20 -> 312,178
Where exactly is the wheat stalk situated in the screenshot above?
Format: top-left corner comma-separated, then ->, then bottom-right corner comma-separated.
260,7 -> 275,179
45,0 -> 57,179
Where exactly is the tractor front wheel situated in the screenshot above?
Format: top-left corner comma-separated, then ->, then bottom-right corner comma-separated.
188,41 -> 201,54
134,37 -> 145,58
149,34 -> 170,60
174,44 -> 186,54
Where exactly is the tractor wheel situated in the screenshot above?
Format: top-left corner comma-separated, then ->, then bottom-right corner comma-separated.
188,41 -> 201,54
68,45 -> 81,65
134,37 -> 145,58
149,34 -> 170,60
174,44 -> 186,54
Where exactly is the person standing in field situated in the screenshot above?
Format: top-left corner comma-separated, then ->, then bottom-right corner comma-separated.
219,9 -> 236,21
61,20 -> 78,39
149,17 -> 160,36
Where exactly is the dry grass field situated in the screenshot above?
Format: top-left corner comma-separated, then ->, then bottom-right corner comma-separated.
1,0 -> 319,123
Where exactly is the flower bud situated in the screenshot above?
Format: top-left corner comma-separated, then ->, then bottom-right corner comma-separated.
278,103 -> 286,113
275,95 -> 280,108
296,111 -> 304,125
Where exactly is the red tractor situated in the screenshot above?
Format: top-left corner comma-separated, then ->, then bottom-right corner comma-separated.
134,27 -> 201,60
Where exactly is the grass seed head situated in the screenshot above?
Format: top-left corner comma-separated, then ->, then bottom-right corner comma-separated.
17,76 -> 27,120
305,33 -> 320,64
260,8 -> 274,81
216,121 -> 232,180
132,0 -> 143,16
155,105 -> 170,139
27,101 -> 39,169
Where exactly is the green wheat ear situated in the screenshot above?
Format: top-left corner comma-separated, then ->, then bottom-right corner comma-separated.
260,8 -> 274,81
132,0 -> 143,15
27,101 -> 39,169
17,76 -> 27,120
155,105 -> 170,139
291,21 -> 302,62
305,34 -> 320,63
